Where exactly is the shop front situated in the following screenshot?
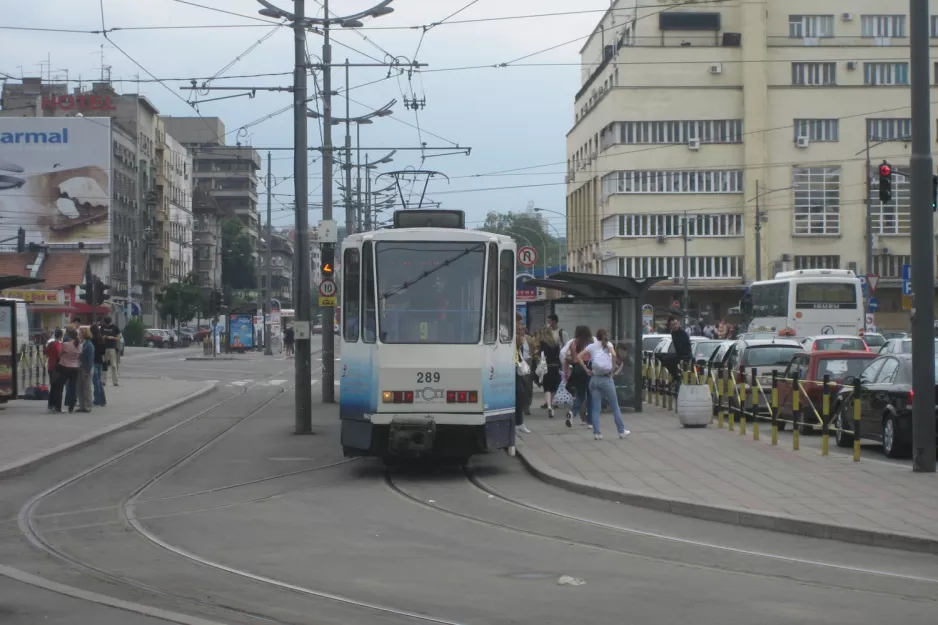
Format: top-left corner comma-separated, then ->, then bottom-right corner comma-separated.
0,289 -> 67,337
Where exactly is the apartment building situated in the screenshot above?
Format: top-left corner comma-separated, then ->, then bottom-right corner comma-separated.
260,231 -> 294,309
0,78 -> 162,325
155,121 -> 194,285
567,0 -> 938,328
193,188 -> 224,296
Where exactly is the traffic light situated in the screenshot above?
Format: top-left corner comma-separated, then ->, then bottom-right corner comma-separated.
878,162 -> 892,203
94,280 -> 110,306
932,175 -> 937,211
16,228 -> 25,253
211,290 -> 222,311
321,257 -> 334,279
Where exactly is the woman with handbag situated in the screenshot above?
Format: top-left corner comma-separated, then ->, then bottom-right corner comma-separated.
537,326 -> 562,419
575,328 -> 629,441
515,328 -> 532,434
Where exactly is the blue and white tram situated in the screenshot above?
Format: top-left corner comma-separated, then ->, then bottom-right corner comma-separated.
339,210 -> 517,462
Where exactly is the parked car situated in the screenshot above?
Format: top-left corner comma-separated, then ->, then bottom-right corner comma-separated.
800,335 -> 870,352
143,329 -> 170,348
642,334 -> 669,358
777,350 -> 879,432
879,338 -> 914,355
861,332 -> 886,349
719,338 -> 805,413
651,335 -> 711,378
833,354 -> 937,458
880,331 -> 909,340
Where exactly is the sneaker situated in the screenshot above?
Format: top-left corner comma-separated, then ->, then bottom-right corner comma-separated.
516,425 -> 532,434
565,412 -> 572,428
618,430 -> 630,439
540,403 -> 549,409
548,408 -> 555,419
594,433 -> 603,441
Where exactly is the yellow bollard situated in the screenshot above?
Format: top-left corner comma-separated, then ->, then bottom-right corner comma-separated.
853,385 -> 862,462
653,362 -> 660,407
751,373 -> 760,441
791,373 -> 801,451
738,380 -> 747,436
821,374 -> 831,457
716,368 -> 725,429
727,374 -> 736,431
770,370 -> 779,446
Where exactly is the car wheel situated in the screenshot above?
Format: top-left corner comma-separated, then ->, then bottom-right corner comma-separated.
834,405 -> 853,448
882,416 -> 909,459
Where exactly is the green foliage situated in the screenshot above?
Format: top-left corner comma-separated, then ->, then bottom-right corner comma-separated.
157,272 -> 204,327
478,211 -> 563,269
221,219 -> 257,290
123,317 -> 145,347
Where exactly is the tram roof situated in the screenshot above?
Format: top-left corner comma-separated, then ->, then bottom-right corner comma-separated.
346,228 -> 515,243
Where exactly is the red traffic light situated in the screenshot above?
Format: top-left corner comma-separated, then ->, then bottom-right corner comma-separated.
880,164 -> 892,177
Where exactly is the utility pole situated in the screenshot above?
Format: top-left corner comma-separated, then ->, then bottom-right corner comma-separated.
754,180 -> 762,281
255,176 -> 263,350
318,0 -> 336,406
909,0 -> 936,472
344,59 -> 354,236
682,211 -> 689,316
865,136 -> 874,276
364,155 -> 371,230
265,151 -> 274,356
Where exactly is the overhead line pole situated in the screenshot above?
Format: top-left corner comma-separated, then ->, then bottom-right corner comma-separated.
318,0 -> 335,407
909,0 -> 936,472
265,151 -> 274,356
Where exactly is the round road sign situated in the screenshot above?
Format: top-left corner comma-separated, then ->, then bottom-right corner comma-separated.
319,279 -> 337,297
518,246 -> 538,268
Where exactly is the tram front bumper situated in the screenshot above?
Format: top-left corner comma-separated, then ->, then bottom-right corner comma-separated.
388,417 -> 436,454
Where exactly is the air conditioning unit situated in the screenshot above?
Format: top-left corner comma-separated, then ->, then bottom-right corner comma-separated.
688,138 -> 700,151
846,61 -> 857,70
656,235 -> 666,244
709,63 -> 723,75
796,135 -> 810,148
841,12 -> 854,21
848,261 -> 858,272
781,253 -> 792,262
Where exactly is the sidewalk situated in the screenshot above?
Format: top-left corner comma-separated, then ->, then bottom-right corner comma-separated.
516,403 -> 938,553
0,377 -> 215,477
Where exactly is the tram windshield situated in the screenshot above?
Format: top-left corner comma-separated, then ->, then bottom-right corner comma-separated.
375,241 -> 485,344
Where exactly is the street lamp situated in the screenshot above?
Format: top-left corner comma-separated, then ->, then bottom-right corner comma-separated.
747,183 -> 794,281
256,0 -> 396,422
532,207 -> 567,269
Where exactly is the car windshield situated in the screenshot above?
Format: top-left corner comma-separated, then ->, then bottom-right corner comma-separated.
375,241 -> 485,344
863,334 -> 885,347
742,345 -> 803,367
814,337 -> 867,351
643,336 -> 665,351
818,358 -> 876,381
693,341 -> 722,360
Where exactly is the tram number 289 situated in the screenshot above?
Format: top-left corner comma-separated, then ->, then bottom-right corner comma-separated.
417,372 -> 441,384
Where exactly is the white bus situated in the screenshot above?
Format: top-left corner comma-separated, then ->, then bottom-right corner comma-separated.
746,269 -> 864,337
339,210 -> 517,464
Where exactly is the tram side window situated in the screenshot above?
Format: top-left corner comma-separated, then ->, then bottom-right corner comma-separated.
343,248 -> 360,342
498,249 -> 514,344
361,242 -> 376,343
483,243 -> 498,344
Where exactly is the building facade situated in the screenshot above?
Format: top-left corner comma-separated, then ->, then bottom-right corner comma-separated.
260,231 -> 294,309
155,121 -> 193,285
567,1 -> 938,329
193,188 -> 224,297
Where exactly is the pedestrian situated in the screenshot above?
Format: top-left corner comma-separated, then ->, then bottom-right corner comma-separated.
537,326 -> 562,418
657,315 -> 692,397
575,328 -> 629,441
546,313 -> 568,346
51,328 -> 81,413
516,320 -> 537,416
514,325 -> 531,434
100,316 -> 121,386
77,327 -> 95,413
91,323 -> 107,406
563,325 -> 596,429
45,329 -> 63,412
284,325 -> 295,357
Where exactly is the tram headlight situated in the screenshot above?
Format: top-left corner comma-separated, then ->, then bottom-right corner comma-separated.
383,391 -> 393,403
383,391 -> 414,404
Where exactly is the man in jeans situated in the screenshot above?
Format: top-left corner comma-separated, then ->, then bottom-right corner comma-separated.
100,316 -> 121,386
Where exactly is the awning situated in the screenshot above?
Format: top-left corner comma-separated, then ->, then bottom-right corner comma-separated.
522,272 -> 667,299
0,276 -> 45,291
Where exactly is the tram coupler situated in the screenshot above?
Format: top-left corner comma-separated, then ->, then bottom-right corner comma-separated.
388,418 -> 436,455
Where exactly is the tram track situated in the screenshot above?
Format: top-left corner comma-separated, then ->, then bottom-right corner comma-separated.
384,467 -> 938,603
9,383 -> 469,625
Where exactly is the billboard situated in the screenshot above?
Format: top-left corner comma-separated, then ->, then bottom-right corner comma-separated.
228,313 -> 254,350
0,117 -> 111,246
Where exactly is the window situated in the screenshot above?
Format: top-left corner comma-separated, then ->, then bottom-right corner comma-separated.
794,255 -> 840,270
791,62 -> 836,86
932,16 -> 938,38
749,282 -> 790,317
616,256 -> 743,279
867,118 -> 912,141
864,62 -> 909,85
616,120 -> 743,145
861,15 -> 906,38
343,248 -> 360,342
615,213 -> 743,237
602,170 -> 744,197
498,249 -> 515,344
361,242 -> 376,343
793,167 -> 841,235
483,243 -> 498,344
870,165 -> 911,234
871,254 -> 912,278
795,283 -> 857,308
875,358 -> 900,384
794,119 -> 839,142
375,242 -> 485,344
788,15 -> 834,38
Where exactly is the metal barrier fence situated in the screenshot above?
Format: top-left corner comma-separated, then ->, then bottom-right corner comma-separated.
642,355 -> 864,462
18,343 -> 49,399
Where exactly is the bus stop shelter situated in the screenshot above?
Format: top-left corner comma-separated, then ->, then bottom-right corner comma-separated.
520,272 -> 664,412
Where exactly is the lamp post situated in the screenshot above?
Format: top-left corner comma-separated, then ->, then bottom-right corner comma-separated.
532,207 -> 568,269
255,0 -> 396,425
746,184 -> 794,281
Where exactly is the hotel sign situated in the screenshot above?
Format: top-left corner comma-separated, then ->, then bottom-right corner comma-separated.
1,289 -> 62,304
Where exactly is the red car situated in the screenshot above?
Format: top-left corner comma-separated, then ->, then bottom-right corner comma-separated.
776,350 -> 878,432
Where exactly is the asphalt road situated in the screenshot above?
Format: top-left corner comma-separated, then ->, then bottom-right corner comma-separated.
0,351 -> 936,625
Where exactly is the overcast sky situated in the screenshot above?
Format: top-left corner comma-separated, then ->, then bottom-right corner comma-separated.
3,0 -> 611,233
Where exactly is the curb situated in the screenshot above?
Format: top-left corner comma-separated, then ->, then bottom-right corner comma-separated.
185,357 -> 242,361
514,440 -> 938,556
0,382 -> 218,480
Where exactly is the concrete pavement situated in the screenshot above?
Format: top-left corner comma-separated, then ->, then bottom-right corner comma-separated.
516,403 -> 938,553
0,377 -> 215,478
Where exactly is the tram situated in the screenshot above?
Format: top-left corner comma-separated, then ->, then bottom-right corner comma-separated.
339,210 -> 517,463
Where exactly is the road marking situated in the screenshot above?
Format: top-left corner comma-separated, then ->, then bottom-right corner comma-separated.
228,381 -> 250,386
268,380 -> 287,386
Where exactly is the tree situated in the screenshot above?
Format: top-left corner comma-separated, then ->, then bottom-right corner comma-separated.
478,211 -> 563,269
221,219 -> 257,291
157,272 -> 204,328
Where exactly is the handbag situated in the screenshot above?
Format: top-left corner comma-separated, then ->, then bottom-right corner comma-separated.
553,377 -> 574,406
516,358 -> 531,377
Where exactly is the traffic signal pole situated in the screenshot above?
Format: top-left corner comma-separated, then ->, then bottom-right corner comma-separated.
909,0 -> 936,473
319,0 -> 336,406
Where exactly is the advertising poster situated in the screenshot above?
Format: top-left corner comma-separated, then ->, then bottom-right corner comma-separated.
0,117 -> 111,246
0,304 -> 14,399
228,314 -> 254,350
